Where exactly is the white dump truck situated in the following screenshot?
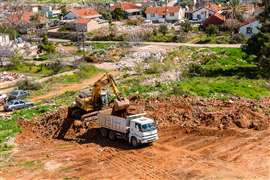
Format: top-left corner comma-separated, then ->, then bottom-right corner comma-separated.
97,113 -> 158,147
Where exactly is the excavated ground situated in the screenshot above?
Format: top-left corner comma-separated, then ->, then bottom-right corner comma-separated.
0,97 -> 270,179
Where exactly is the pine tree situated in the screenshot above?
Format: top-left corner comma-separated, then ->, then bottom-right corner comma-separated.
243,2 -> 270,77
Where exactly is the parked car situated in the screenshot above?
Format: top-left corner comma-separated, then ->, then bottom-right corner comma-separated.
8,90 -> 28,100
4,100 -> 34,111
0,92 -> 7,104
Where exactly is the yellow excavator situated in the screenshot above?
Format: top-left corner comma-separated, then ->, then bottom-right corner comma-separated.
56,73 -> 130,138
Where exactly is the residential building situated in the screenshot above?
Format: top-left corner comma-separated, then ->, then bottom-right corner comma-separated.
203,12 -> 225,27
64,8 -> 101,20
41,6 -> 61,18
192,3 -> 221,22
7,11 -> 47,33
110,2 -> 142,18
239,20 -> 261,37
0,34 -> 10,47
71,18 -> 108,32
145,6 -> 185,23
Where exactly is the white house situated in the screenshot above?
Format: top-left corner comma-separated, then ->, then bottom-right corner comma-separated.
145,6 -> 185,23
0,34 -> 11,47
41,6 -> 61,18
239,20 -> 261,37
192,3 -> 221,22
64,8 -> 101,21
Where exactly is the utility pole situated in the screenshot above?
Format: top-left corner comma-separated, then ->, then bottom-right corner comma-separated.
165,0 -> 168,22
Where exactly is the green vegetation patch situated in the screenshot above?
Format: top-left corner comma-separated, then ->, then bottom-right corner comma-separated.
178,77 -> 270,99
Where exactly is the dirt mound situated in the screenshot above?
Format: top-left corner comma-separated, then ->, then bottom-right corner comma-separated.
32,106 -> 70,138
131,96 -> 270,131
20,97 -> 269,141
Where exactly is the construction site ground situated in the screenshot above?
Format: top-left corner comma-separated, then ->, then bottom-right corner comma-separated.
1,97 -> 269,179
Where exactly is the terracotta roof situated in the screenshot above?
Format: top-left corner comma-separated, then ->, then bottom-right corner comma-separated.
111,2 -> 141,11
145,6 -> 181,16
74,18 -> 91,25
70,8 -> 100,18
8,11 -> 46,24
193,3 -> 221,13
207,3 -> 221,13
203,13 -> 225,27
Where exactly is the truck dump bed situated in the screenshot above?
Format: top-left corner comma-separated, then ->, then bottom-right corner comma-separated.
97,114 -> 129,134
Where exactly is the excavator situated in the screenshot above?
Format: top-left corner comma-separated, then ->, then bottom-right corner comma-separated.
55,73 -> 130,138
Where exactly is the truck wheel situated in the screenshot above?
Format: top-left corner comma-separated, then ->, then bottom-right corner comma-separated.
108,131 -> 116,141
100,128 -> 108,137
131,137 -> 138,147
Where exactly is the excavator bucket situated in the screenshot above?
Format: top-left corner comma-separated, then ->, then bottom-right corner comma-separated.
114,98 -> 130,111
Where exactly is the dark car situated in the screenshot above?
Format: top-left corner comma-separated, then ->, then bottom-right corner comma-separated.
4,100 -> 34,111
8,90 -> 28,100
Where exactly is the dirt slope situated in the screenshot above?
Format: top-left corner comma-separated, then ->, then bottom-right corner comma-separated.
31,71 -> 118,103
0,97 -> 269,179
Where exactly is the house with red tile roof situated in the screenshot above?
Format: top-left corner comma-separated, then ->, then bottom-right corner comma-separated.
64,7 -> 101,20
192,3 -> 222,22
145,6 -> 185,23
7,11 -> 47,33
110,2 -> 142,18
203,12 -> 225,28
8,11 -> 46,25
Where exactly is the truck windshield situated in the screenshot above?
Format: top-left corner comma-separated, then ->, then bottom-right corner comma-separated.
141,123 -> 156,132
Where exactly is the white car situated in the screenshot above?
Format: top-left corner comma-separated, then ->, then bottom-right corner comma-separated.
0,92 -> 7,104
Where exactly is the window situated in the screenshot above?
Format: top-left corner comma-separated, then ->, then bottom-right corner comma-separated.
246,27 -> 253,34
170,13 -> 174,17
151,13 -> 155,17
197,14 -> 201,19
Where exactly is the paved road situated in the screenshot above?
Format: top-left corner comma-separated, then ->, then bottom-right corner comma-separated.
49,38 -> 242,48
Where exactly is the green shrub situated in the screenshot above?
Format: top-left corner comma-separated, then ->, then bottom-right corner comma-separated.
180,20 -> 192,32
17,79 -> 42,90
159,24 -> 168,35
229,33 -> 246,44
206,25 -> 219,36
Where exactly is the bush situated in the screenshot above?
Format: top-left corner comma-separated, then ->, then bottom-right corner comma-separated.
229,33 -> 246,44
159,24 -> 168,35
112,8 -> 126,20
180,20 -> 192,32
17,79 -> 42,90
175,32 -> 187,43
126,18 -> 144,26
206,25 -> 219,36
38,35 -> 56,54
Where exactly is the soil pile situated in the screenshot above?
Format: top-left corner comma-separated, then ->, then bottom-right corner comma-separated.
131,96 -> 270,130
32,106 -> 70,138
23,97 -> 270,140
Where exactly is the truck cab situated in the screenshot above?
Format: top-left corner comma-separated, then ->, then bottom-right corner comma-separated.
128,114 -> 158,147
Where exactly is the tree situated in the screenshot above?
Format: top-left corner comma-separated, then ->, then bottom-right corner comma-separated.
224,18 -> 242,33
206,25 -> 219,36
223,0 -> 245,20
242,2 -> 270,77
60,5 -> 68,17
159,24 -> 168,35
180,20 -> 192,33
38,35 -> 56,54
179,0 -> 194,7
111,7 -> 126,20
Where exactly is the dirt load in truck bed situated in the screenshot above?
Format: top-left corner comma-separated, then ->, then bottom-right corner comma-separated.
1,96 -> 269,179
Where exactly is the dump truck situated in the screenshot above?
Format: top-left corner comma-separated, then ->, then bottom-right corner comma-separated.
98,113 -> 158,147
